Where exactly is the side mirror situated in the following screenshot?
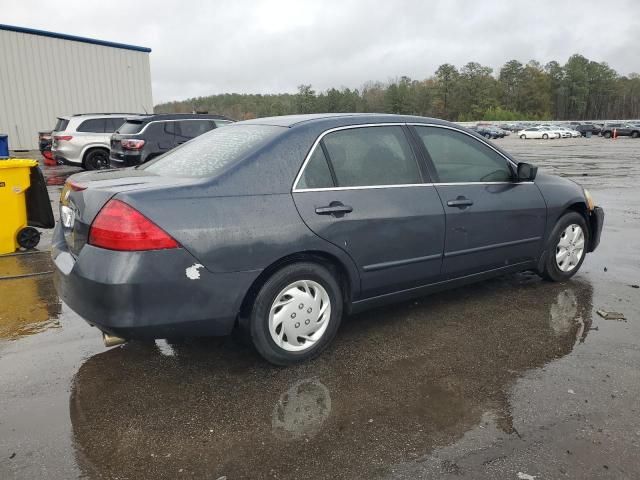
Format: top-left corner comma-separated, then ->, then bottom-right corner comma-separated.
517,162 -> 537,182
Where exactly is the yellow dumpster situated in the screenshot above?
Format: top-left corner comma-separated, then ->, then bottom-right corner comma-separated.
0,159 -> 52,254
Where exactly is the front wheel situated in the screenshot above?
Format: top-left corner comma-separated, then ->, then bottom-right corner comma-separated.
520,134 -> 526,139
539,211 -> 589,282
542,133 -> 549,139
603,131 -> 611,138
249,262 -> 343,365
632,131 -> 639,138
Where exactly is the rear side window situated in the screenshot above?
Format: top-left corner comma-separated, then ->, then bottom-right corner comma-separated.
297,147 -> 334,189
321,126 -> 421,187
105,118 -> 126,133
141,125 -> 284,177
179,120 -> 216,138
415,126 -> 512,183
54,118 -> 69,131
117,121 -> 144,134
214,120 -> 232,127
77,119 -> 106,133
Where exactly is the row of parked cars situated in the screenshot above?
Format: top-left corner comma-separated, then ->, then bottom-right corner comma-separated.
486,121 -> 640,140
41,113 -> 233,170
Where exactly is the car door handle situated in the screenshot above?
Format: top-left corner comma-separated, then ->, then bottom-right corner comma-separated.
447,197 -> 474,208
315,202 -> 353,216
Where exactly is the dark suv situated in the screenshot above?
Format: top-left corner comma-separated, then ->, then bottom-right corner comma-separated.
600,123 -> 640,138
109,114 -> 234,167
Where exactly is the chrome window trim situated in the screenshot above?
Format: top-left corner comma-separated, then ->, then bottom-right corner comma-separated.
291,122 -> 523,193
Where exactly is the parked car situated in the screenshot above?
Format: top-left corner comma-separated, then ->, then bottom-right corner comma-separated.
600,123 -> 640,138
470,125 -> 505,139
575,124 -> 600,137
518,127 -> 558,139
52,114 -> 604,365
109,114 -> 234,168
555,126 -> 580,138
51,114 -> 143,170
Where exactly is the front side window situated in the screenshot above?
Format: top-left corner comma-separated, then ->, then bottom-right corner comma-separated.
77,119 -> 106,133
321,126 -> 421,187
415,126 -> 512,183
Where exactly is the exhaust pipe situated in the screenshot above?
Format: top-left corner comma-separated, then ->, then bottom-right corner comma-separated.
103,332 -> 127,347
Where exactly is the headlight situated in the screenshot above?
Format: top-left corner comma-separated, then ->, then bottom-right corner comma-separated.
584,189 -> 595,211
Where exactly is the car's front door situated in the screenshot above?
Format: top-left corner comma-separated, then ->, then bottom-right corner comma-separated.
411,125 -> 547,279
292,125 -> 445,298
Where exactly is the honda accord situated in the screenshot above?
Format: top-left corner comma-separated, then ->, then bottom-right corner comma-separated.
52,114 -> 604,365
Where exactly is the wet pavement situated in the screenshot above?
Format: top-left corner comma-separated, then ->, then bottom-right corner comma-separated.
1,137 -> 639,479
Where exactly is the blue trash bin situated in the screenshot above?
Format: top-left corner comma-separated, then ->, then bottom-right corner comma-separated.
0,134 -> 8,158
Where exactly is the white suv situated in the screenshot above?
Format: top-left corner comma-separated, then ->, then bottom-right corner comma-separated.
51,113 -> 143,170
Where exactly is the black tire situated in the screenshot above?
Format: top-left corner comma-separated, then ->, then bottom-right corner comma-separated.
539,211 -> 589,282
520,134 -> 526,139
603,131 -> 611,139
249,262 -> 343,365
84,149 -> 110,170
542,133 -> 549,139
17,227 -> 40,249
632,131 -> 639,139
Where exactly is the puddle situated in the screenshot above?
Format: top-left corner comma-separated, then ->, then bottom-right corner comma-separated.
68,276 -> 594,479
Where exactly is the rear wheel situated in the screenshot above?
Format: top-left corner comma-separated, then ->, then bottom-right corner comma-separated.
632,131 -> 639,138
603,131 -> 611,138
84,149 -> 110,170
542,133 -> 549,139
539,211 -> 588,282
248,262 -> 343,365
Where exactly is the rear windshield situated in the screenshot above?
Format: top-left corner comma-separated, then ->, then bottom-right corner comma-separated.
54,118 -> 69,131
117,121 -> 145,134
140,124 -> 285,177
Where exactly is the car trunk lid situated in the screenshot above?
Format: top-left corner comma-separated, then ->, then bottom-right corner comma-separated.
60,169 -> 194,256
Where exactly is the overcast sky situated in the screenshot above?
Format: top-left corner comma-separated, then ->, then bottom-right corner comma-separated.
4,1 -> 639,104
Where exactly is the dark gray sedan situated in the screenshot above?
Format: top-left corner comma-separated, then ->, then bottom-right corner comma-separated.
52,114 -> 604,365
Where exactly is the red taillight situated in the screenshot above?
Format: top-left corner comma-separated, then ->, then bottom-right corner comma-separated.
54,135 -> 73,141
89,199 -> 179,251
121,139 -> 145,150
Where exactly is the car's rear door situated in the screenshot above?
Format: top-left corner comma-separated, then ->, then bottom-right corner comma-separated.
411,125 -> 546,279
292,124 -> 445,298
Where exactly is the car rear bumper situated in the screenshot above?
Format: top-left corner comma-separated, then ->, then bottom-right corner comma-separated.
110,152 -> 143,168
588,206 -> 604,252
51,224 -> 260,339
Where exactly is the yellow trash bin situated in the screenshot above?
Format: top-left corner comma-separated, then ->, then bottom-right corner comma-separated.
0,159 -> 40,255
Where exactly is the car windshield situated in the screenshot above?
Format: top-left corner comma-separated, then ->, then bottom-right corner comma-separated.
140,124 -> 285,177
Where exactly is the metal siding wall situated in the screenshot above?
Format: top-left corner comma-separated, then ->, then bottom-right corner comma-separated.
0,29 -> 152,150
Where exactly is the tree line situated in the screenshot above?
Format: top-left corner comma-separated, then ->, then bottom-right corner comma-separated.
155,54 -> 640,122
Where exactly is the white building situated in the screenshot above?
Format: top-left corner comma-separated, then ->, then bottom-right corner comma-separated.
0,24 -> 153,150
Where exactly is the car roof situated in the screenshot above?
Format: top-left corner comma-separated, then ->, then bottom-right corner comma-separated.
237,113 -> 455,129
124,113 -> 233,123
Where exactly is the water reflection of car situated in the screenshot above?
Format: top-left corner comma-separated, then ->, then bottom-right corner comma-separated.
69,277 -> 594,480
52,114 -> 604,365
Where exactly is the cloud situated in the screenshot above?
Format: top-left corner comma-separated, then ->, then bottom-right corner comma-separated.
3,0 -> 639,103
